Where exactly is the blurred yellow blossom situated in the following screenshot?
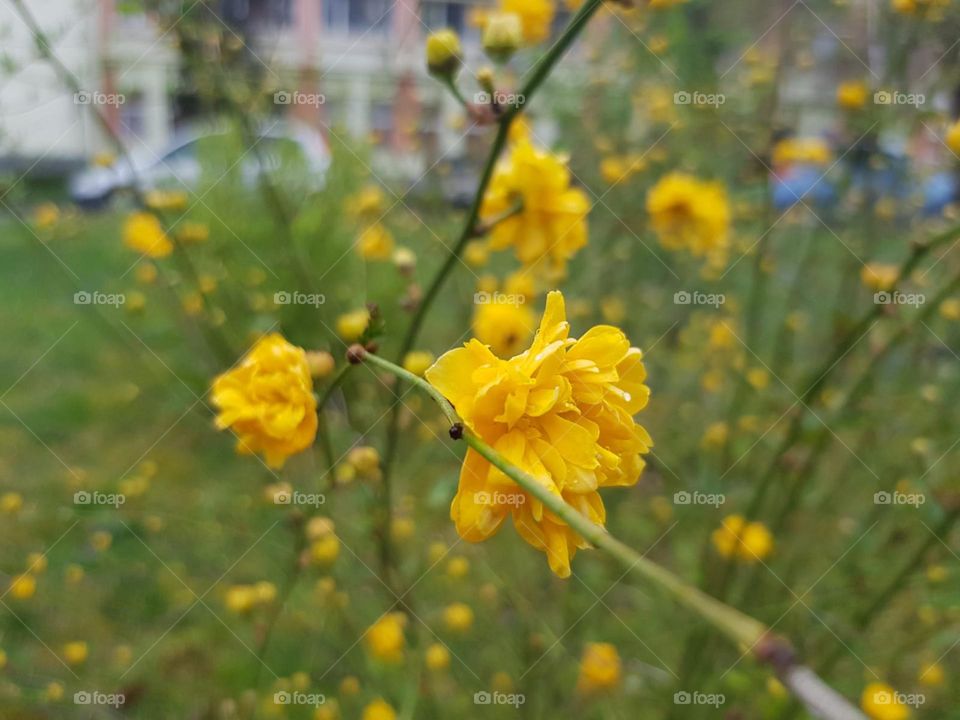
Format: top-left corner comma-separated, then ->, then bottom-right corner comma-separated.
647,173 -> 730,268
576,642 -> 622,695
837,81 -> 868,110
62,641 -> 88,666
336,308 -> 370,342
861,263 -> 899,292
9,574 -> 36,600
861,682 -> 910,720
402,351 -> 435,377
358,223 -> 395,260
425,643 -> 450,671
364,612 -> 407,663
361,699 -> 396,720
472,298 -> 536,358
443,602 -> 474,633
123,212 -> 173,258
712,515 -> 774,561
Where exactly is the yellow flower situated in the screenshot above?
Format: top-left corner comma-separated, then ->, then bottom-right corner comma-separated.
465,240 -> 491,267
576,642 -> 622,695
1,492 -> 23,514
425,642 -> 450,671
499,0 -> 555,44
482,11 -> 523,62
473,299 -> 537,358
425,29 -> 462,76
364,612 -> 407,663
123,212 -> 173,258
306,350 -> 336,378
310,534 -> 340,566
446,555 -> 470,578
426,291 -> 652,577
347,445 -> 381,477
211,333 -> 317,468
9,573 -> 36,600
336,308 -> 370,342
362,698 -> 397,720
647,173 -> 730,267
481,137 -> 590,277
340,675 -> 360,696
892,0 -> 917,13
939,298 -> 960,320
347,185 -> 387,219
176,221 -> 210,244
771,137 -> 832,166
861,263 -> 899,292
403,351 -> 435,377
145,189 -> 188,211
33,202 -> 60,230
861,682 -> 911,720
45,681 -> 64,701
837,81 -> 868,110
135,262 -> 158,285
358,222 -> 395,260
946,120 -> 960,155
442,602 -> 474,633
919,661 -> 945,687
62,641 -> 88,666
712,515 -> 774,562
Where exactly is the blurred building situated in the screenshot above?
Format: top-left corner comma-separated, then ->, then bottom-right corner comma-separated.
0,0 -> 515,178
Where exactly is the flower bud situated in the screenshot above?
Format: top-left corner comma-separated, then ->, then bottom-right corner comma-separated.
482,12 -> 522,63
426,29 -> 462,78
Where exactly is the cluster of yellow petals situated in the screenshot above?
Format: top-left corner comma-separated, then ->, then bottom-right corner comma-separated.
211,333 -> 317,468
711,515 -> 774,562
425,291 -> 652,577
473,0 -> 555,45
646,172 -> 730,268
123,211 -> 173,259
481,137 -> 590,280
576,642 -> 622,695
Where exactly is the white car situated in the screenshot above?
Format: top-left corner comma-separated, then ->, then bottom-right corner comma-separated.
69,122 -> 329,208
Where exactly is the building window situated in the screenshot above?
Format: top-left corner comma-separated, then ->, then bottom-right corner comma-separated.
324,0 -> 392,35
421,2 -> 467,35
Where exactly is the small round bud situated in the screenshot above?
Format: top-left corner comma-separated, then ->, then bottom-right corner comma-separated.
306,350 -> 336,378
482,12 -> 522,64
346,344 -> 367,364
426,29 -> 462,78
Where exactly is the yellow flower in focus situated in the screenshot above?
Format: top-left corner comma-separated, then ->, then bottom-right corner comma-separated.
481,137 -> 590,277
62,641 -> 88,666
861,682 -> 911,720
837,81 -> 869,110
123,212 -> 173,258
712,515 -> 774,562
336,308 -> 370,342
443,602 -> 474,633
9,573 -> 36,600
358,223 -> 395,260
576,642 -> 622,695
33,202 -> 60,230
425,29 -> 462,76
498,0 -> 554,44
364,612 -> 407,663
425,643 -> 450,671
145,189 -> 188,211
861,263 -> 899,292
361,699 -> 397,720
426,291 -> 652,577
647,173 -> 730,268
403,351 -> 435,377
472,299 -> 536,358
211,333 -> 317,469
946,120 -> 960,155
